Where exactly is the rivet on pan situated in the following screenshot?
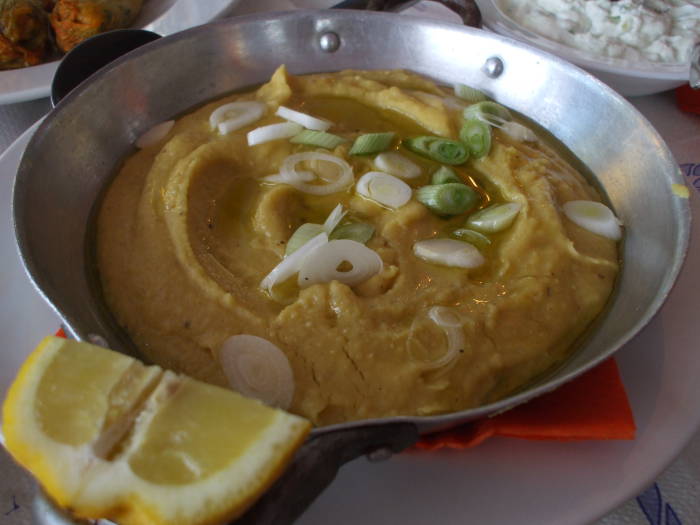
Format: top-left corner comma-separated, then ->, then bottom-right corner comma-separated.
87,333 -> 108,348
366,446 -> 393,462
482,56 -> 504,78
318,32 -> 340,53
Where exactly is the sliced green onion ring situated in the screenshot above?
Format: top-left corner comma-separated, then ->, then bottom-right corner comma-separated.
451,228 -> 491,248
276,106 -> 332,131
285,223 -> 325,255
290,130 -> 347,149
462,101 -> 512,125
428,139 -> 470,165
500,121 -> 538,142
413,238 -> 485,268
356,171 -> 412,209
349,132 -> 395,155
210,101 -> 266,135
330,222 -> 375,244
425,306 -> 465,369
218,335 -> 294,409
404,136 -> 469,165
562,200 -> 622,241
459,119 -> 492,158
278,152 -> 354,195
466,202 -> 522,233
374,152 -> 421,179
298,239 -> 383,288
431,166 -> 461,185
454,83 -> 489,103
247,122 -> 303,146
260,232 -> 328,292
416,183 -> 479,216
322,203 -> 347,234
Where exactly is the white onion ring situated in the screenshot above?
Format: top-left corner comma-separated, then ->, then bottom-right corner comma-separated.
322,204 -> 346,233
373,152 -> 421,179
218,335 -> 294,409
247,122 -> 303,146
260,232 -> 328,292
275,106 -> 332,131
209,101 -> 266,135
297,239 -> 383,288
425,306 -> 465,370
413,238 -> 485,269
135,120 -> 174,149
562,200 -> 622,241
356,171 -> 412,209
279,152 -> 354,195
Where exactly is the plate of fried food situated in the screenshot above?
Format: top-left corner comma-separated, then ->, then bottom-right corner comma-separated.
0,0 -> 240,105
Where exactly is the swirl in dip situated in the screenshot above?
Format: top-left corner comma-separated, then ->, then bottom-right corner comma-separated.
97,67 -> 620,426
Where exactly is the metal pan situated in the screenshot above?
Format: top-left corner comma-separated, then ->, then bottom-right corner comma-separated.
12,8 -> 690,524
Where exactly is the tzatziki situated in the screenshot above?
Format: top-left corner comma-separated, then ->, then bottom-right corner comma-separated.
498,0 -> 700,65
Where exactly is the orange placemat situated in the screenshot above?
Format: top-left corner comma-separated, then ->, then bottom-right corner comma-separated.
415,358 -> 636,450
55,329 -> 635,450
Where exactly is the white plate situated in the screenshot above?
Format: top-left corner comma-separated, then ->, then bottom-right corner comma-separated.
1,122 -> 699,524
0,0 -> 240,105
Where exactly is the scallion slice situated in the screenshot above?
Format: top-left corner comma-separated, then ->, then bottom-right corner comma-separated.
275,106 -> 332,131
459,119 -> 492,158
403,136 -> 433,157
285,223 -> 325,255
451,228 -> 491,248
463,101 -> 512,126
374,152 -> 421,179
500,121 -> 538,142
413,238 -> 485,269
404,136 -> 469,165
466,202 -> 522,233
290,130 -> 347,149
454,83 -> 489,103
349,132 -> 396,155
431,166 -> 461,185
416,183 -> 479,216
330,222 -> 375,244
428,139 -> 470,165
562,200 -> 622,240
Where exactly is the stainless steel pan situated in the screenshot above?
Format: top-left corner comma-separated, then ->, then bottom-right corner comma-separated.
12,8 -> 690,524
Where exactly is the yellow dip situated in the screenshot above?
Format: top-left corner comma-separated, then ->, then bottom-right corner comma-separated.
97,67 -> 619,426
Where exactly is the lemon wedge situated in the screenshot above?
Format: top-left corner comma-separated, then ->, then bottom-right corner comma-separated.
2,336 -> 310,525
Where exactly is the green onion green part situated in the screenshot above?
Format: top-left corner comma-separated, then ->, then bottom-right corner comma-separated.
463,101 -> 512,125
428,139 -> 470,165
451,228 -> 491,248
459,119 -> 492,158
285,223 -> 324,255
404,136 -> 469,165
349,132 -> 395,155
402,136 -> 434,156
466,202 -> 522,233
329,222 -> 375,244
431,166 -> 461,185
454,83 -> 489,103
416,183 -> 479,216
290,130 -> 347,149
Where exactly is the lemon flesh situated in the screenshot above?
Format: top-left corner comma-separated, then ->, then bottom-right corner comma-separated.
2,336 -> 310,525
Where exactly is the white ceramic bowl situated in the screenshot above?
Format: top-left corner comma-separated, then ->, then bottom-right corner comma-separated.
474,0 -> 693,97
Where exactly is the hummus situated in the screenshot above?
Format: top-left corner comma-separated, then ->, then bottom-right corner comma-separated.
97,67 -> 619,426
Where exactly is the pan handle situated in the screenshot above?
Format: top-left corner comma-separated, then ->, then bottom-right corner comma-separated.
234,422 -> 420,524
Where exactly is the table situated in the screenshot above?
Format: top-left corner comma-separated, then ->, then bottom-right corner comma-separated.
1,2 -> 700,524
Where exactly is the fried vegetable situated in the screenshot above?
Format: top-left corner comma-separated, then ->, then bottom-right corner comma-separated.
50,0 -> 143,53
0,0 -> 50,70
